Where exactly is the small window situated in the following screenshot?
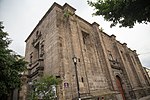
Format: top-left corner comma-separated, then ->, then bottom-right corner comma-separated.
56,76 -> 61,79
35,43 -> 40,58
81,77 -> 84,82
40,44 -> 44,56
78,58 -> 80,62
82,31 -> 89,44
30,53 -> 33,64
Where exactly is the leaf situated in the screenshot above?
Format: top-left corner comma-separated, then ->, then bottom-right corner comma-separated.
0,22 -> 27,98
88,0 -> 150,28
28,75 -> 61,100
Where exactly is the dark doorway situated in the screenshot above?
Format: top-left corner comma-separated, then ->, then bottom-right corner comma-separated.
116,75 -> 126,100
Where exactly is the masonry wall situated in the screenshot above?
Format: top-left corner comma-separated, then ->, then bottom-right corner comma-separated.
102,33 -> 150,99
54,4 -> 115,99
24,2 -> 150,100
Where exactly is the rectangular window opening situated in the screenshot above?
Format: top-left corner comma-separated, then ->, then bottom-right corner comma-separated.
82,31 -> 89,44
81,77 -> 84,82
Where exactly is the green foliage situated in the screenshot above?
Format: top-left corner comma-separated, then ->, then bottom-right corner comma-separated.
0,22 -> 27,98
88,0 -> 150,28
63,10 -> 74,19
28,75 -> 61,100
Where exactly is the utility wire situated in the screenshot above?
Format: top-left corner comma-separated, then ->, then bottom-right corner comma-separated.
138,52 -> 150,56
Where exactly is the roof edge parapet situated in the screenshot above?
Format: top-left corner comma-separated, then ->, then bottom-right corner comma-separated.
63,3 -> 76,12
92,22 -> 100,27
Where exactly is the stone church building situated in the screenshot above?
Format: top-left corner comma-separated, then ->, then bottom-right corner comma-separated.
22,2 -> 150,100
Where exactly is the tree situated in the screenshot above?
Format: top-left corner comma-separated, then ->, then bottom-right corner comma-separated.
0,22 -> 27,99
28,75 -> 61,100
88,0 -> 150,28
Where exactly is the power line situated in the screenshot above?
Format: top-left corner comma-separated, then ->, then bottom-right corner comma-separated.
138,52 -> 150,56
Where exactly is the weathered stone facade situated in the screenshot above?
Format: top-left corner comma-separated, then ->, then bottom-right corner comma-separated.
23,2 -> 150,100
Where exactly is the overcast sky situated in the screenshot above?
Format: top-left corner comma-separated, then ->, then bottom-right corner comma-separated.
0,0 -> 150,68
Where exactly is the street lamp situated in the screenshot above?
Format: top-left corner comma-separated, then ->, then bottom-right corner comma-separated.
72,56 -> 81,100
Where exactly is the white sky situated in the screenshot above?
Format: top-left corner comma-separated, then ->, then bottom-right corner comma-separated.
0,0 -> 150,68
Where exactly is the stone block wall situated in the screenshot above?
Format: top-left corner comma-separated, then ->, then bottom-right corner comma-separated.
24,2 -> 150,100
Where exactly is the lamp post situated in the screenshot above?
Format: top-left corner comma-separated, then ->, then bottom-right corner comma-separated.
72,56 -> 81,100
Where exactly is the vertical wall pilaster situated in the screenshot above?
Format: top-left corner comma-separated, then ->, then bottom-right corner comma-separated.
114,42 -> 136,100
91,22 -> 116,91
